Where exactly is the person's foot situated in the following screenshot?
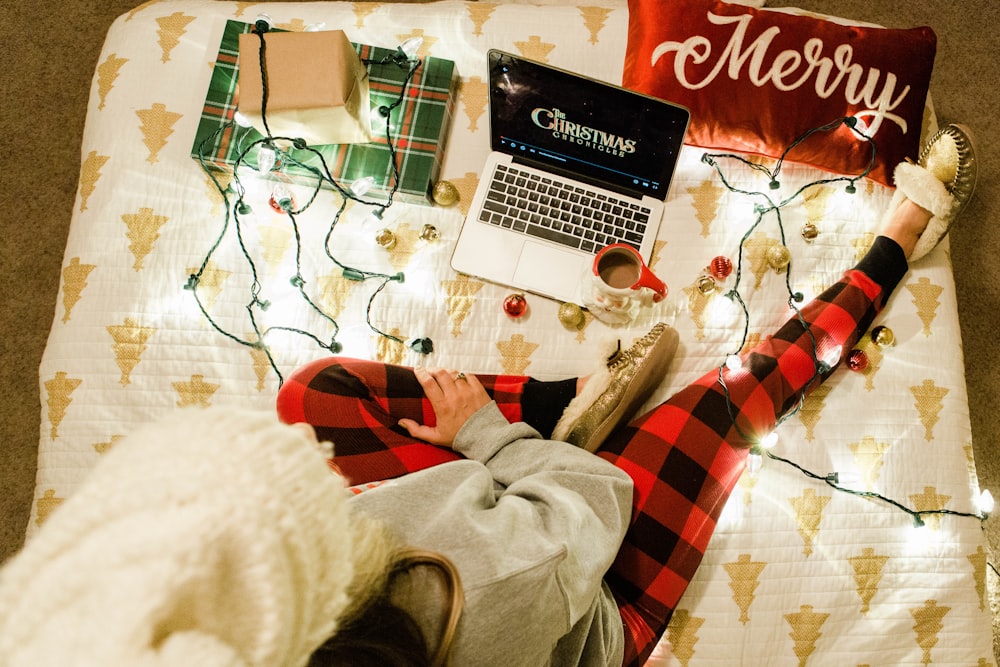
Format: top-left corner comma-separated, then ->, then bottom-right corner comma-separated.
886,123 -> 978,262
552,323 -> 679,452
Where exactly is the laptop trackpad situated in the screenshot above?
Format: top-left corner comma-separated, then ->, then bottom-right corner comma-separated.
513,242 -> 585,298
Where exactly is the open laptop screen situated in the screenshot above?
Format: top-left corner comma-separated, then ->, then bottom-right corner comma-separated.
488,49 -> 689,200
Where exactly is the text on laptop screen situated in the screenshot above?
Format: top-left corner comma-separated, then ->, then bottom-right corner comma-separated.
488,50 -> 689,199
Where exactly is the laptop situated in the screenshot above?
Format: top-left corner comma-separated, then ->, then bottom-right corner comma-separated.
450,49 -> 690,304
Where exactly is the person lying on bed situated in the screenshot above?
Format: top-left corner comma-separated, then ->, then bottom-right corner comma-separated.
0,125 -> 975,667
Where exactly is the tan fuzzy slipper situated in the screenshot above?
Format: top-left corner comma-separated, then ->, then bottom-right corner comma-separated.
891,124 -> 978,263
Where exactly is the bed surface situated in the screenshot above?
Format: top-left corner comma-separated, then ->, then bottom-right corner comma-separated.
33,1 -> 995,663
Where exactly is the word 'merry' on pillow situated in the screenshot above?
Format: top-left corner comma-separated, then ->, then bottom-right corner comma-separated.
622,0 -> 937,186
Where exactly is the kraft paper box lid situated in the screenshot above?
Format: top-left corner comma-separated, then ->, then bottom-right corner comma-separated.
238,29 -> 372,145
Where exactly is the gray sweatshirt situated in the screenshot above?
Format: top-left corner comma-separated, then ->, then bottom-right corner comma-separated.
349,400 -> 633,665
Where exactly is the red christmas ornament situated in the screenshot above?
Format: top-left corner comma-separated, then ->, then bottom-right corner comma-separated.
710,255 -> 733,280
847,349 -> 869,372
503,293 -> 528,318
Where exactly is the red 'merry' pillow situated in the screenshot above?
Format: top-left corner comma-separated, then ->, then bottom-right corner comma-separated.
622,0 -> 937,186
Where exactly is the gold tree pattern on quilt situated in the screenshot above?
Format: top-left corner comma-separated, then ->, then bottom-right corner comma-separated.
121,207 -> 169,270
579,6 -> 613,44
35,490 -> 64,527
797,380 -> 831,441
61,257 -> 96,323
967,545 -> 989,611
681,278 -> 715,341
496,333 -> 539,375
317,272 -> 360,320
459,77 -> 488,133
93,434 -> 126,455
783,604 -> 829,667
910,379 -> 948,441
79,150 -> 110,212
449,172 -> 482,216
276,19 -> 309,32
352,3 -> 380,30
44,371 -> 82,439
382,222 -> 424,272
107,317 -> 156,386
248,333 -> 272,392
737,465 -> 758,505
854,335 -> 883,391
155,12 -> 196,63
377,327 -> 407,366
173,374 -> 221,407
186,260 -> 231,312
790,487 -> 830,557
850,231 -> 875,264
724,553 -> 766,624
136,103 -> 182,164
848,547 -> 889,614
515,36 -> 555,63
743,232 -> 782,289
467,3 -> 497,36
442,273 -> 484,336
801,184 -> 833,230
686,179 -> 725,238
257,222 -> 294,277
908,486 -> 951,530
848,435 -> 891,491
905,277 -> 943,336
909,599 -> 949,666
664,609 -> 703,667
96,53 -> 128,110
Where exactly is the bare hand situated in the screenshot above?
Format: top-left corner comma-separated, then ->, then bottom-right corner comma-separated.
397,368 -> 491,447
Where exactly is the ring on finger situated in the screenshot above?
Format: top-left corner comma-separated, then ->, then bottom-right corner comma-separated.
455,372 -> 467,381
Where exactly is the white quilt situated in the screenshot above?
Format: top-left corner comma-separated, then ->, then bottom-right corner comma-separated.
34,1 -> 995,664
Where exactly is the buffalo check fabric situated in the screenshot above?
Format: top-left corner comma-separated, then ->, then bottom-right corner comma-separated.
276,239 -> 904,667
192,20 -> 456,205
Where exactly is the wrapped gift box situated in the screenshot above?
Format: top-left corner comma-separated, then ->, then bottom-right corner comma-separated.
192,20 -> 457,206
237,28 -> 373,145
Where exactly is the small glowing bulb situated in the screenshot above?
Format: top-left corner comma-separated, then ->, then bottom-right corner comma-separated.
257,145 -> 277,174
851,115 -> 870,135
350,176 -> 376,198
725,354 -> 743,371
305,22 -> 327,32
759,431 -> 779,450
233,111 -> 253,128
821,345 -> 843,370
399,37 -> 423,59
979,489 -> 995,516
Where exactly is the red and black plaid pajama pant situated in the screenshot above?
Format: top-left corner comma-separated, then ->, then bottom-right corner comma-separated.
277,237 -> 906,666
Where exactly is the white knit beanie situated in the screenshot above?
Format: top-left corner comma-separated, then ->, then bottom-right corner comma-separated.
0,407 -> 356,667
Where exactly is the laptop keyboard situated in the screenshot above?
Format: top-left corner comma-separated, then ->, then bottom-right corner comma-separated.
477,164 -> 651,253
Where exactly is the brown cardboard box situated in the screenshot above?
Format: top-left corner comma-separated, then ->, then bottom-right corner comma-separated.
237,29 -> 373,145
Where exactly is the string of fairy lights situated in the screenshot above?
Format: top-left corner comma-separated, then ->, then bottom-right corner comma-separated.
189,17 -> 433,385
700,116 -> 994,535
185,18 -> 993,554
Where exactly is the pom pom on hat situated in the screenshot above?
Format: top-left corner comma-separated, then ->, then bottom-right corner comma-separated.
0,407 -> 356,667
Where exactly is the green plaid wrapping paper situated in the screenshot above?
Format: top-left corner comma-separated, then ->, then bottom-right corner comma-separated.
192,20 -> 457,205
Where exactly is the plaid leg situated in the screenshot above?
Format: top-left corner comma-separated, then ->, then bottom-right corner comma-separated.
276,357 -> 571,485
600,238 -> 905,666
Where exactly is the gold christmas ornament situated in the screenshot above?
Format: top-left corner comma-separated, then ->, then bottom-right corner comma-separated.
801,222 -> 819,242
696,274 -> 717,294
558,302 -> 585,329
766,244 -> 791,271
432,180 -> 460,207
374,228 -> 396,249
419,223 -> 440,241
871,325 -> 895,347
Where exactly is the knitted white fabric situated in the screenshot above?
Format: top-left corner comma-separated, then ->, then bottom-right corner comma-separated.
0,407 -> 356,667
